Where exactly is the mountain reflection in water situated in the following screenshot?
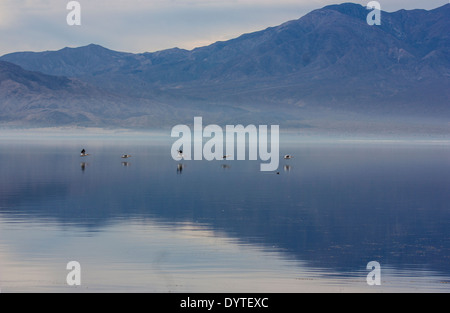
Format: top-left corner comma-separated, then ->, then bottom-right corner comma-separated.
0,138 -> 449,292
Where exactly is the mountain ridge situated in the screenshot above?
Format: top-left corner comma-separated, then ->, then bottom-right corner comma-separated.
0,3 -> 449,130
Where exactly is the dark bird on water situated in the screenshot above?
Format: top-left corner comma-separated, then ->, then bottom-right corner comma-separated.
177,163 -> 184,174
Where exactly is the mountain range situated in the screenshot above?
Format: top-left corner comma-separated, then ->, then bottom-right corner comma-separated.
0,3 -> 449,132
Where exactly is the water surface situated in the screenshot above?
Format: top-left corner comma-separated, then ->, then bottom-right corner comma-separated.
0,134 -> 449,292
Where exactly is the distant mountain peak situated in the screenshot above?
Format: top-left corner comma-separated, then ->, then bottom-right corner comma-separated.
0,2 -> 449,128
314,2 -> 377,22
59,43 -> 127,55
61,43 -> 104,51
323,2 -> 366,12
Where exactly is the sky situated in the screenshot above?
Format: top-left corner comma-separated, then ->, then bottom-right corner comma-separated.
0,0 -> 448,56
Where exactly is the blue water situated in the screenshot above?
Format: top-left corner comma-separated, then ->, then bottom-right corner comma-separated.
0,134 -> 449,292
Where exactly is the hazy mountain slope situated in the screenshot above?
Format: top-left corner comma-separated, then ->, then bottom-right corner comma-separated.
1,3 -> 449,129
0,61 -> 174,127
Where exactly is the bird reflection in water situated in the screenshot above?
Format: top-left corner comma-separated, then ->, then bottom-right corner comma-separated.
177,163 -> 184,174
80,162 -> 87,172
221,164 -> 231,170
284,165 -> 292,172
121,162 -> 131,167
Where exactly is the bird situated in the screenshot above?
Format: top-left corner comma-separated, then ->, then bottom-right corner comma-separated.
121,154 -> 132,159
223,155 -> 232,159
80,149 -> 89,157
284,155 -> 293,160
177,149 -> 185,159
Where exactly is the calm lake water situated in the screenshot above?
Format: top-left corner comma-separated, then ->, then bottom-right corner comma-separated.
0,133 -> 449,292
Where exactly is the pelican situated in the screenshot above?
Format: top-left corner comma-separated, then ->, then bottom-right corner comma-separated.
284,155 -> 293,160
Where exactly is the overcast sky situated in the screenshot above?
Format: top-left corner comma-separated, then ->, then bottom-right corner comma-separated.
0,0 -> 448,56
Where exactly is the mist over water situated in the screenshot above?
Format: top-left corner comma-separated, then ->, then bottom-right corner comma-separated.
0,132 -> 449,292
